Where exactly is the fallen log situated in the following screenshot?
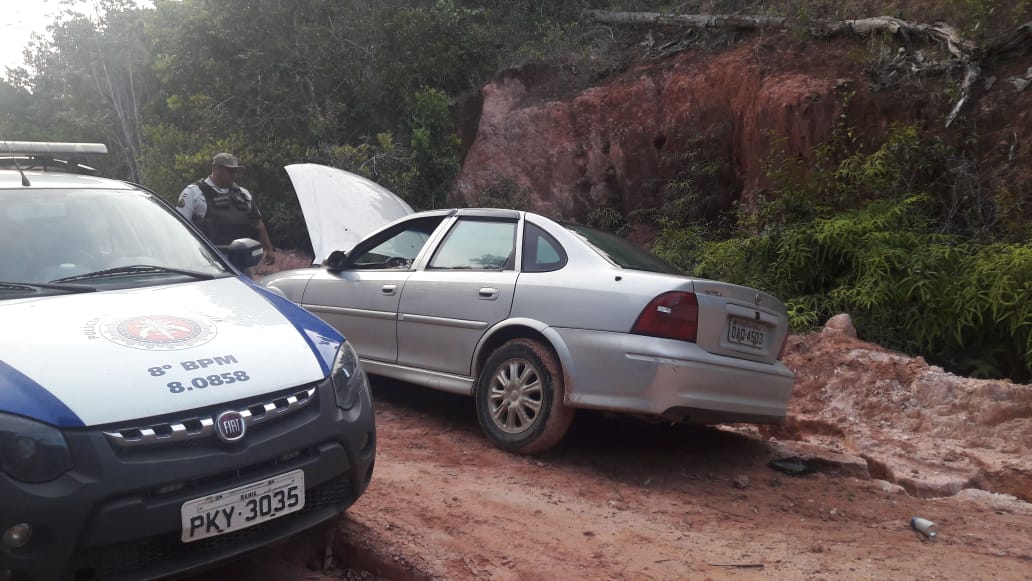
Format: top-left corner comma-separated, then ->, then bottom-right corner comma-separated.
583,10 -> 971,53
584,10 -> 1032,127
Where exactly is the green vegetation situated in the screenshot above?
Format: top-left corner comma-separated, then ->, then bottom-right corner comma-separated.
649,123 -> 1032,381
946,0 -> 1032,39
476,175 -> 533,212
0,0 -> 606,228
2,0 -> 1030,379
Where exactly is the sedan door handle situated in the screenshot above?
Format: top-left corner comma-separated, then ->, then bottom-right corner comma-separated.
381,284 -> 398,296
477,287 -> 498,300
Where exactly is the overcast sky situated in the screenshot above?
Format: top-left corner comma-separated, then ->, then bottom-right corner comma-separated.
1,0 -> 151,75
2,0 -> 76,72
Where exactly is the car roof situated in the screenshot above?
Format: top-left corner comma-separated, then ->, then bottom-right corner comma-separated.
451,208 -> 522,219
0,169 -> 137,191
405,208 -> 525,220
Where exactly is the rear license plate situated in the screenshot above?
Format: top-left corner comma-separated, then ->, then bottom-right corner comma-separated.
180,469 -> 305,543
727,316 -> 768,348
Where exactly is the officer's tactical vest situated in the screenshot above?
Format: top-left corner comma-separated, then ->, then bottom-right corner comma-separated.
195,180 -> 254,246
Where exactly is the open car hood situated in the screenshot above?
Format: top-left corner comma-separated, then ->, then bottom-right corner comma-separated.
285,163 -> 414,264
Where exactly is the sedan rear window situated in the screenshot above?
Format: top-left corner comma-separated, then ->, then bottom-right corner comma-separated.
563,223 -> 682,274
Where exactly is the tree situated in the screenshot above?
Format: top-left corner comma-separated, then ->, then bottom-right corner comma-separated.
15,1 -> 154,180
409,87 -> 461,209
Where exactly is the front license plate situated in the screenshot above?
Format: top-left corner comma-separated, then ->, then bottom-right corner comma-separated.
180,469 -> 305,543
727,316 -> 768,349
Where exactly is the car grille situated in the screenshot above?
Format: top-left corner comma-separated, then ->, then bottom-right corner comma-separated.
103,386 -> 317,449
68,474 -> 354,580
148,447 -> 313,499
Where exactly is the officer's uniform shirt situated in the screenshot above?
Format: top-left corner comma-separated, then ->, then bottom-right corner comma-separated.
176,177 -> 260,222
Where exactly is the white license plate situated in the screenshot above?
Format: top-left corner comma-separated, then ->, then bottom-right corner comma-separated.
180,469 -> 305,543
727,316 -> 768,348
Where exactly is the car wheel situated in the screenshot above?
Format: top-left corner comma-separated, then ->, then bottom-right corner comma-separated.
475,338 -> 575,454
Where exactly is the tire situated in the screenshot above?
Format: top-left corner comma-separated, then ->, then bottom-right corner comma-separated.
474,338 -> 575,454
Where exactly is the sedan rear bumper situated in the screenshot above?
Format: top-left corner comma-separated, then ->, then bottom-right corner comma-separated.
554,328 -> 795,422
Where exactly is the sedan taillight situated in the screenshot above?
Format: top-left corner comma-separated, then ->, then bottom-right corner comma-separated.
631,292 -> 698,343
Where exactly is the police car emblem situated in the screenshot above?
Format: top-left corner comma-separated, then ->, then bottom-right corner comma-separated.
100,315 -> 217,351
215,410 -> 246,442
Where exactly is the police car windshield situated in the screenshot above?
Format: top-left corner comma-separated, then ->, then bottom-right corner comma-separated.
0,188 -> 230,292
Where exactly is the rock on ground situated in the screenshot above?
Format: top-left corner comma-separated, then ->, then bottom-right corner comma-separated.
771,332 -> 1032,502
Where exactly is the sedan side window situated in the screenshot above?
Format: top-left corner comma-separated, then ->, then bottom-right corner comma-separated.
522,222 -> 567,273
352,217 -> 443,269
429,219 -> 516,270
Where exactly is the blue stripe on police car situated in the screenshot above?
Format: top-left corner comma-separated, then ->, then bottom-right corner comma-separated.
0,360 -> 84,427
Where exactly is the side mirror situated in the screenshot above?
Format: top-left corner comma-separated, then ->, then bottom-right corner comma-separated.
324,250 -> 349,272
226,238 -> 264,270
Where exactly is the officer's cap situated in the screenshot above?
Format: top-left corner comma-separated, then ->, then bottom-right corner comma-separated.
212,152 -> 243,169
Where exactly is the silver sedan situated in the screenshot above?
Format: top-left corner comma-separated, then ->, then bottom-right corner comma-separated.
263,207 -> 794,453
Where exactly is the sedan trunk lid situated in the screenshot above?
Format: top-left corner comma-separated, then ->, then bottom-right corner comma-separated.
691,279 -> 789,365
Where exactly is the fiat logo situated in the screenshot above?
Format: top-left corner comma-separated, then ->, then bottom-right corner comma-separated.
215,411 -> 246,443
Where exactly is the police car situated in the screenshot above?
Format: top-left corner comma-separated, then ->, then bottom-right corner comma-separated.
0,143 -> 376,580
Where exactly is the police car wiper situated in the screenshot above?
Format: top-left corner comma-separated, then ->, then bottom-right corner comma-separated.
0,281 -> 98,293
50,265 -> 218,283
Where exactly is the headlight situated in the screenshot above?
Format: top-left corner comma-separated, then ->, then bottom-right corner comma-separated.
0,413 -> 72,483
330,341 -> 365,410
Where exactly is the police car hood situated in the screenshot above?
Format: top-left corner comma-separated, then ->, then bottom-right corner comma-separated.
0,277 -> 340,428
285,163 -> 414,264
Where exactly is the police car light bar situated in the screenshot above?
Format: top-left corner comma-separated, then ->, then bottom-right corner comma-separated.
0,141 -> 108,156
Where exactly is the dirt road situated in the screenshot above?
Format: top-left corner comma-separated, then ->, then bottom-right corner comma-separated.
191,331 -> 1032,580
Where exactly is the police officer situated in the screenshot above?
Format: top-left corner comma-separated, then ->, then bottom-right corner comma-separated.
177,152 -> 274,266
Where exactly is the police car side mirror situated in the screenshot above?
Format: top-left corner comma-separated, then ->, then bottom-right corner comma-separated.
226,238 -> 264,270
324,250 -> 349,272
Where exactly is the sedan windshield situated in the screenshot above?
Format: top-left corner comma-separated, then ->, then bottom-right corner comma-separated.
0,188 -> 229,295
563,222 -> 682,275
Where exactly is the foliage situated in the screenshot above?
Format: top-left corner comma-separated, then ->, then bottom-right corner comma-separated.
649,223 -> 711,272
381,1 -> 494,99
945,0 -> 1032,39
656,134 -> 736,226
0,81 -> 41,142
0,0 -> 608,221
475,175 -> 532,211
652,124 -> 1032,381
747,123 -> 935,228
261,200 -> 312,254
4,0 -> 1031,380
745,122 -> 1004,240
408,87 -> 462,209
586,206 -> 626,232
9,0 -> 1024,213
697,197 -> 1032,380
16,2 -> 156,180
326,133 -> 417,205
